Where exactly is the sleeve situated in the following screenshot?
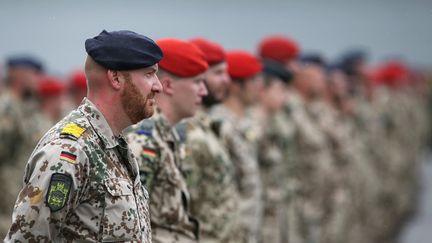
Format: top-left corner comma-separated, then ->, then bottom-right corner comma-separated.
0,103 -> 24,165
5,138 -> 89,242
221,123 -> 259,196
182,135 -> 211,203
126,132 -> 160,191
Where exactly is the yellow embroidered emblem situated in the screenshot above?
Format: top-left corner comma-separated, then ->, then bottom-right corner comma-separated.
61,123 -> 86,138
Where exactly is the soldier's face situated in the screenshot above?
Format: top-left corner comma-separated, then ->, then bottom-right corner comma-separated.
204,62 -> 230,102
242,74 -> 264,106
260,78 -> 287,113
329,70 -> 348,99
171,73 -> 208,119
120,65 -> 162,123
8,67 -> 42,99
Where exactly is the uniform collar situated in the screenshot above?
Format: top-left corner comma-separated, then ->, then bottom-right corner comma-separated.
78,98 -> 119,149
153,108 -> 180,143
193,109 -> 211,129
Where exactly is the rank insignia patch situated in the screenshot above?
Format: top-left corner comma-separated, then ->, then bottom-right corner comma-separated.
46,173 -> 72,212
60,151 -> 77,164
60,123 -> 86,140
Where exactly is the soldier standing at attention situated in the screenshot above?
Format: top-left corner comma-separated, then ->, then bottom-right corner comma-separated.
250,60 -> 292,243
0,56 -> 45,238
178,37 -> 243,242
210,50 -> 264,243
5,29 -> 163,242
126,38 -> 208,243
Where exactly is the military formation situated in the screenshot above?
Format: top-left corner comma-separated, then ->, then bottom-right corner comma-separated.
0,30 -> 430,243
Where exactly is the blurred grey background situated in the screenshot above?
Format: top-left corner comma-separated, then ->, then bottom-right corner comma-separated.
0,0 -> 431,75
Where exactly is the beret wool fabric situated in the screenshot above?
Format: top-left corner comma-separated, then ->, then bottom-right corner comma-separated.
85,30 -> 163,70
69,70 -> 87,91
38,76 -> 66,97
226,50 -> 262,80
190,38 -> 225,65
258,35 -> 300,63
7,55 -> 44,72
157,38 -> 208,77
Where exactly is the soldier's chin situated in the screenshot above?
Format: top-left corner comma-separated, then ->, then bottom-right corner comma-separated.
144,106 -> 156,118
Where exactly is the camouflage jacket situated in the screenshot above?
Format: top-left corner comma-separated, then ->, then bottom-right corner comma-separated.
126,110 -> 199,242
209,104 -> 263,242
0,90 -> 51,167
0,91 -> 25,166
180,110 -> 241,242
250,108 -> 287,208
5,98 -> 152,243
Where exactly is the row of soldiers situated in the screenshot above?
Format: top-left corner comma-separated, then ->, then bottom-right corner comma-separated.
0,57 -> 88,236
0,32 -> 430,242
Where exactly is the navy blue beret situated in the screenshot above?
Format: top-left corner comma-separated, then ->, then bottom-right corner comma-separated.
7,55 -> 44,72
85,30 -> 163,70
299,53 -> 326,67
337,49 -> 368,76
263,60 -> 293,83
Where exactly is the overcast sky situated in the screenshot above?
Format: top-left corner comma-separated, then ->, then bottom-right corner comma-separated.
1,0 -> 431,75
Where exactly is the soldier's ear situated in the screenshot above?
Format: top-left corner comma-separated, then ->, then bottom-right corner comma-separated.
159,75 -> 174,96
106,70 -> 122,91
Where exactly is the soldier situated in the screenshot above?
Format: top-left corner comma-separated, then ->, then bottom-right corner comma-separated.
126,38 -> 208,243
284,63 -> 337,243
258,35 -> 307,243
178,37 -> 242,242
250,60 -> 292,243
210,50 -> 264,243
0,56 -> 44,166
258,35 -> 301,74
0,56 -> 45,238
4,29 -> 163,242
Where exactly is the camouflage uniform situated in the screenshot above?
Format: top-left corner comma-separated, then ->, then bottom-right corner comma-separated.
0,91 -> 25,166
285,92 -> 335,243
0,91 -> 50,238
179,110 -> 242,243
310,100 -> 378,243
5,98 -> 151,242
209,104 -> 263,243
126,109 -> 199,243
372,87 -> 422,242
250,108 -> 286,243
272,109 -> 306,243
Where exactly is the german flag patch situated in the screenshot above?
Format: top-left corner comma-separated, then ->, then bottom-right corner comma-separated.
60,151 -> 77,164
142,147 -> 158,159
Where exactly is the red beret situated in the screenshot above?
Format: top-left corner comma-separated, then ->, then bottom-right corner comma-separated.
38,76 -> 66,97
190,38 -> 225,65
374,61 -> 409,88
157,38 -> 208,77
226,50 -> 262,80
69,70 -> 87,91
258,35 -> 300,63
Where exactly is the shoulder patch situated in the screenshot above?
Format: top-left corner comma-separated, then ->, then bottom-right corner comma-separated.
46,173 -> 72,212
136,119 -> 155,134
60,123 -> 86,140
142,147 -> 159,160
136,129 -> 153,137
59,151 -> 77,164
